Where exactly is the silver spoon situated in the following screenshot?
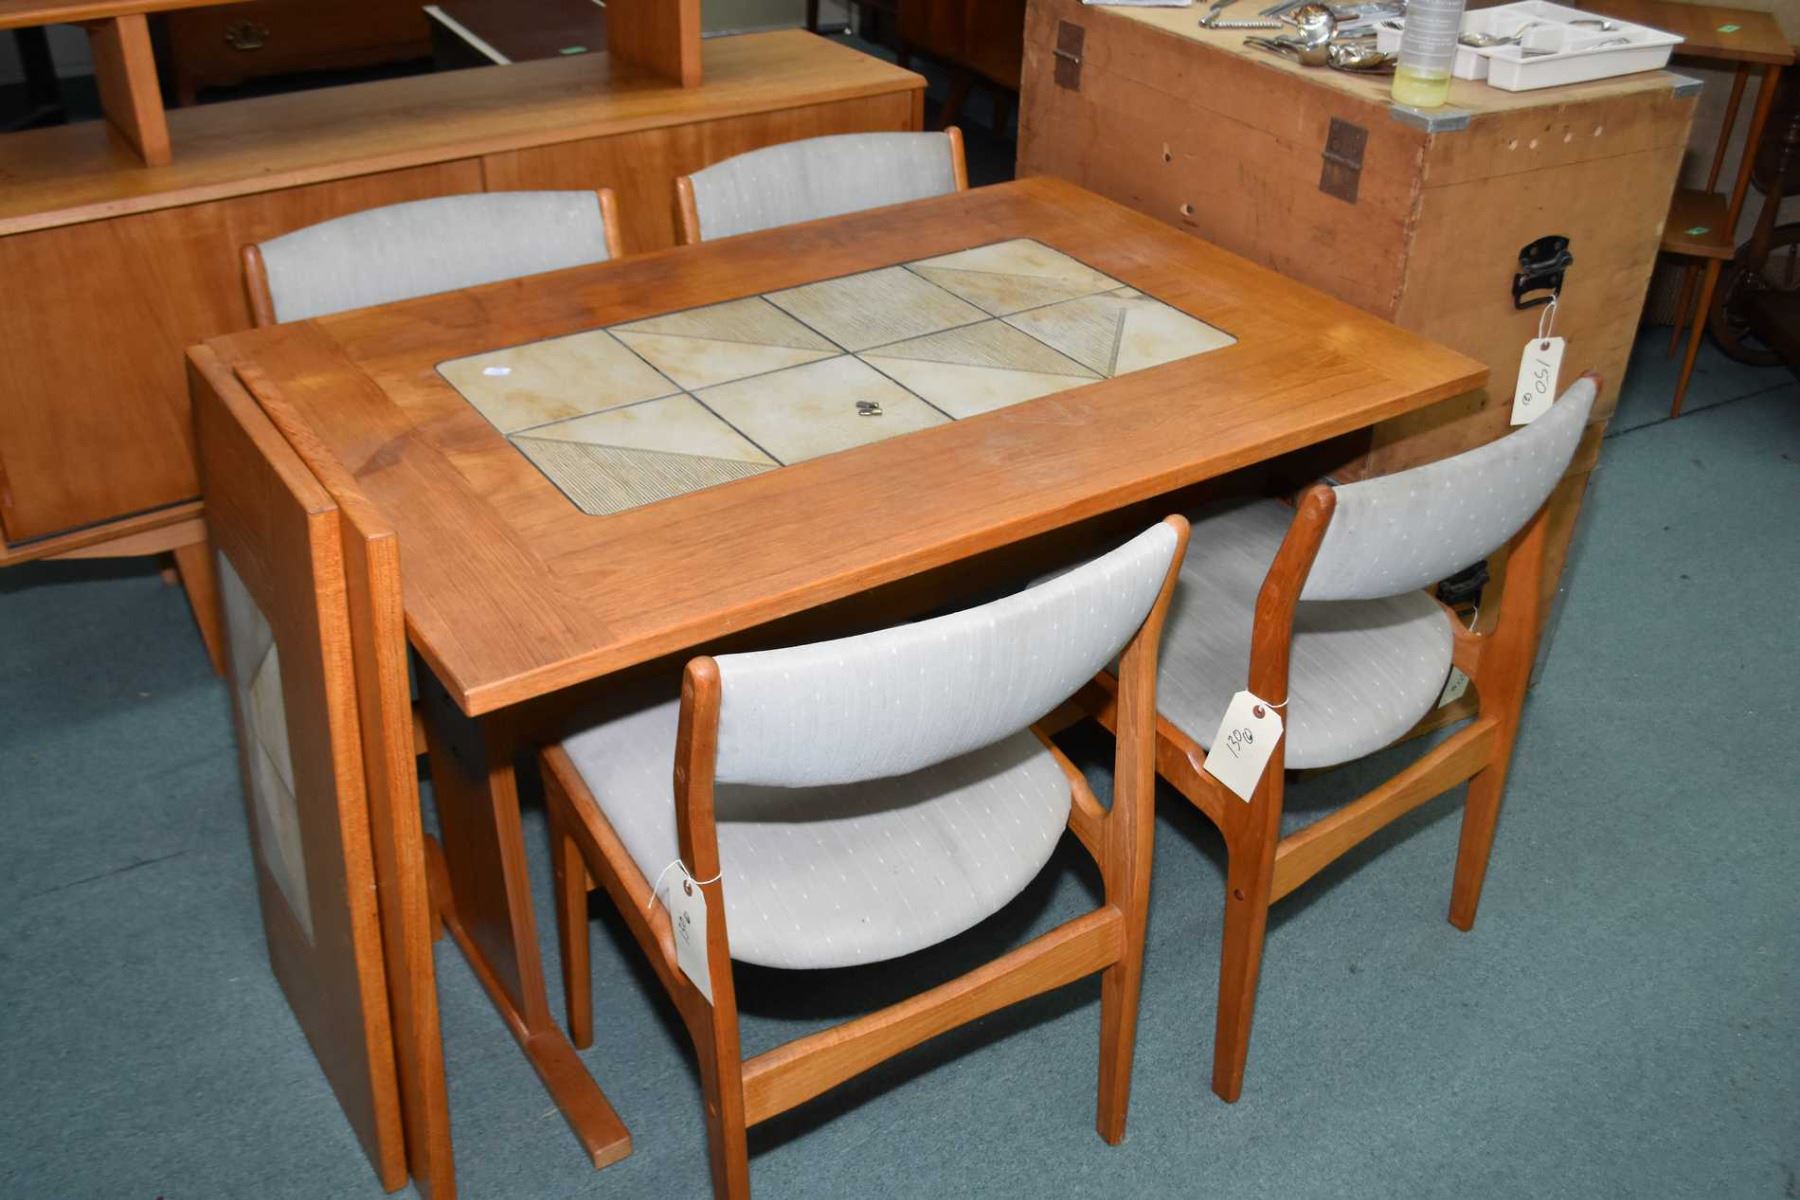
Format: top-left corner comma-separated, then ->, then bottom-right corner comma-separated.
1244,34 -> 1331,65
1519,35 -> 1631,55
1459,21 -> 1541,47
1327,40 -> 1395,70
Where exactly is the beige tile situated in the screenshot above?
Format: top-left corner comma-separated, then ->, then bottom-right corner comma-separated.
868,318 -> 1097,377
863,356 -> 1094,419
612,295 -> 837,350
908,238 -> 1121,315
438,329 -> 678,433
522,394 -> 775,464
613,330 -> 838,390
1005,293 -> 1234,376
697,356 -> 947,463
765,266 -> 986,352
512,438 -> 773,516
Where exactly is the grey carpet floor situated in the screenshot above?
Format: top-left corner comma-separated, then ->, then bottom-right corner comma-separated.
2,332 -> 1795,1198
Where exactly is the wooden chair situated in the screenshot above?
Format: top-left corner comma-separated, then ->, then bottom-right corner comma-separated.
193,353 -> 454,1198
1083,377 -> 1598,1106
541,518 -> 1188,1198
673,128 -> 967,245
241,189 -> 623,325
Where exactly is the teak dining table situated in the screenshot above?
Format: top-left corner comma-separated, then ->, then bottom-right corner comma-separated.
189,176 -> 1486,1182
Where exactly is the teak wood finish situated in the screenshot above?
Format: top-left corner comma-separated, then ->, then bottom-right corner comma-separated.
194,347 -> 458,1196
673,125 -> 968,245
541,515 -> 1189,1198
240,187 -> 626,328
1079,383 -> 1594,1103
192,350 -> 409,1191
195,177 -> 1484,1171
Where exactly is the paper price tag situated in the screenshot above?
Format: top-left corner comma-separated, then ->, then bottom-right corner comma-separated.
1513,335 -> 1563,426
1437,666 -> 1471,708
1201,690 -> 1284,802
668,873 -> 714,1004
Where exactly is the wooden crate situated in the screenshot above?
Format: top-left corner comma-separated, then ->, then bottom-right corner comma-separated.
1019,0 -> 1695,637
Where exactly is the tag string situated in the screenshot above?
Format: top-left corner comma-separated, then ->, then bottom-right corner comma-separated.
647,859 -> 723,913
1536,295 -> 1558,346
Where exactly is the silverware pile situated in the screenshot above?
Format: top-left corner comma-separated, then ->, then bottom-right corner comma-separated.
1205,0 -> 1402,73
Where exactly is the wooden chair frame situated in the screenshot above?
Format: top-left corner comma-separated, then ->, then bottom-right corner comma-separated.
241,188 -> 624,327
540,514 -> 1187,1198
1081,414 -> 1583,1106
673,126 -> 968,246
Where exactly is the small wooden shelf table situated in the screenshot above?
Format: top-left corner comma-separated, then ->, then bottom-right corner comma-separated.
1588,0 -> 1796,414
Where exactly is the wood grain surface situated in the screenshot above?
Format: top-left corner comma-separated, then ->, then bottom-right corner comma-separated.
202,178 -> 1486,716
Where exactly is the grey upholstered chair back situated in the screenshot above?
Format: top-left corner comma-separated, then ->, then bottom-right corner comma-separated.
256,191 -> 615,323
710,523 -> 1181,788
1302,377 -> 1597,602
686,131 -> 960,242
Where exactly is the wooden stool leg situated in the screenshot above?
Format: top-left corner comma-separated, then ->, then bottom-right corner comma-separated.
1211,843 -> 1276,1104
172,537 -> 227,676
1666,264 -> 1696,356
1672,258 -> 1722,419
547,791 -> 595,1050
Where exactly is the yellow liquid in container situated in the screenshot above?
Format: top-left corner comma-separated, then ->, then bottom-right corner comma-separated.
1390,64 -> 1453,108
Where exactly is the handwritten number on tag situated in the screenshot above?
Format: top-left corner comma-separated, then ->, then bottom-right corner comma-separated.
1202,692 -> 1284,801
1513,336 -> 1564,426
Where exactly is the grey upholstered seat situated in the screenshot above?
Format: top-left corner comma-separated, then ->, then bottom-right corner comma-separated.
684,131 -> 961,242
558,521 -> 1182,970
1158,499 -> 1454,770
1163,377 -> 1597,770
255,191 -> 615,323
562,700 -> 1074,969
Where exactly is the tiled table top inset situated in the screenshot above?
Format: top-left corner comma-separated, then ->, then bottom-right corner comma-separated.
437,239 -> 1236,516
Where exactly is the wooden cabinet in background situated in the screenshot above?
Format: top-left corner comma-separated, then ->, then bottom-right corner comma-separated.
162,0 -> 432,103
0,32 -> 923,559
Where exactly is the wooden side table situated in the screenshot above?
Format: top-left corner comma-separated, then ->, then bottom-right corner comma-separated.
1590,0 -> 1795,415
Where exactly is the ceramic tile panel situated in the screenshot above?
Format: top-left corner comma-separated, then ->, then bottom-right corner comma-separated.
436,239 -> 1234,517
438,328 -> 679,433
612,296 -> 839,390
510,395 -> 776,516
908,238 -> 1120,315
765,266 -> 987,351
862,319 -> 1099,418
1005,290 -> 1236,376
697,356 -> 949,463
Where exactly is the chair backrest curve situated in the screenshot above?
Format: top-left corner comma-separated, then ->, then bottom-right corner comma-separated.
710,522 -> 1181,788
257,191 -> 614,324
686,131 -> 961,242
1302,377 -> 1597,601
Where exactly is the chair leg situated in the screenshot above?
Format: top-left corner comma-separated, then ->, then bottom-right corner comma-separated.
1671,258 -> 1722,419
1447,761 -> 1513,931
1097,920 -> 1148,1143
696,1015 -> 752,1199
547,794 -> 595,1049
1211,844 -> 1275,1104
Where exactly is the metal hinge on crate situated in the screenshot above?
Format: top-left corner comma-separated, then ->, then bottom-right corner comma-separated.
1318,118 -> 1367,204
1054,21 -> 1085,90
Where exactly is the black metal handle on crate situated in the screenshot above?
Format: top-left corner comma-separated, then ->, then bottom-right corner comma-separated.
1513,235 -> 1573,309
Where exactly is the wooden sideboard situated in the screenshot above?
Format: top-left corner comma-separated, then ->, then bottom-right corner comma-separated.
162,0 -> 434,104
0,31 -> 923,570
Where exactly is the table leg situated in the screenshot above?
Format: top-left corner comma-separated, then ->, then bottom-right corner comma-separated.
1706,65 -> 1749,193
419,672 -> 632,1170
1672,257 -> 1722,419
1727,64 -> 1784,233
